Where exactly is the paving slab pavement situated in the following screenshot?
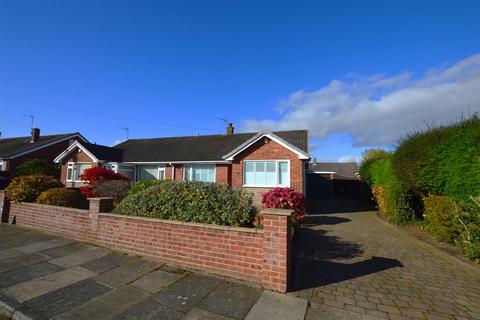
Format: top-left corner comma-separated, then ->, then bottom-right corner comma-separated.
198,282 -> 262,320
4,267 -> 96,302
55,285 -> 150,320
131,269 -> 184,293
0,262 -> 63,288
0,224 -> 310,320
183,307 -> 234,320
244,291 -> 308,320
49,246 -> 109,268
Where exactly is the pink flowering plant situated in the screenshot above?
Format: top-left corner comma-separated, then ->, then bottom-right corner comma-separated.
261,187 -> 305,224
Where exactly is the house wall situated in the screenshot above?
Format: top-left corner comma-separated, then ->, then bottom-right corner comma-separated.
231,137 -> 305,193
59,147 -> 97,187
215,164 -> 231,185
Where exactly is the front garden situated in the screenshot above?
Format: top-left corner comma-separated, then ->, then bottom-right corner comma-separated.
5,159 -> 305,229
360,115 -> 480,262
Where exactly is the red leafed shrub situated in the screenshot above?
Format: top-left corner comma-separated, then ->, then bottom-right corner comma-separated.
261,187 -> 305,223
80,166 -> 130,198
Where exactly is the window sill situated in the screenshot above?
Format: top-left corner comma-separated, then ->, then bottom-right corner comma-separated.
242,185 -> 289,188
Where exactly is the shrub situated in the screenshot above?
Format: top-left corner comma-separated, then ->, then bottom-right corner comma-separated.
128,179 -> 172,195
392,115 -> 480,196
94,180 -> 130,205
80,166 -> 130,198
423,195 -> 457,243
358,149 -> 391,187
113,181 -> 256,227
16,159 -> 58,176
373,184 -> 417,224
36,188 -> 88,209
261,187 -> 305,223
454,197 -> 480,262
5,175 -> 62,203
369,156 -> 399,188
420,117 -> 480,198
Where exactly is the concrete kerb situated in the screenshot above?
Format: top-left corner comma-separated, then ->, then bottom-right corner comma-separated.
0,292 -> 35,320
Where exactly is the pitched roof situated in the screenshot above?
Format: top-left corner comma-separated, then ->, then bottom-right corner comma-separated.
80,143 -> 124,162
309,162 -> 359,179
115,130 -> 308,162
0,133 -> 84,159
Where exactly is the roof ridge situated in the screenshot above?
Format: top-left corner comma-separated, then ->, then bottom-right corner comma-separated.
117,129 -> 308,143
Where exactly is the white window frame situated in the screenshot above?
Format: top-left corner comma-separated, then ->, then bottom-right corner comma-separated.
0,160 -> 4,171
66,162 -> 93,182
183,164 -> 216,183
136,164 -> 165,181
243,159 -> 290,188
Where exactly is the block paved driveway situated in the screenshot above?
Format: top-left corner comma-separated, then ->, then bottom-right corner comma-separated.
290,199 -> 480,320
0,224 -> 309,320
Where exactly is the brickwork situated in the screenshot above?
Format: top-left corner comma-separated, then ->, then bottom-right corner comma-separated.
215,164 -> 231,185
1,191 -> 293,292
59,146 -> 98,184
231,138 -> 305,193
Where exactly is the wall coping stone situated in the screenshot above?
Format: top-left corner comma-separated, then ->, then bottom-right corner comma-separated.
260,208 -> 295,216
99,212 -> 264,234
12,202 -> 89,214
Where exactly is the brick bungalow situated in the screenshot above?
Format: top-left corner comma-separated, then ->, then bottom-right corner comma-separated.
54,125 -> 310,198
0,128 -> 86,187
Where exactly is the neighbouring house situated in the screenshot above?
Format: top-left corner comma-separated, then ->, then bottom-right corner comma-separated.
306,162 -> 362,198
0,128 -> 86,188
54,124 -> 310,200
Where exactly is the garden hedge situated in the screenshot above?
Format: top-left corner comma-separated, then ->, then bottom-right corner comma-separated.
113,181 -> 256,227
6,175 -> 63,203
128,179 -> 172,195
36,188 -> 88,209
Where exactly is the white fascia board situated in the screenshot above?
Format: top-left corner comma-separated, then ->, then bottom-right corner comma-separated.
124,160 -> 231,164
309,171 -> 336,174
53,141 -> 99,163
222,131 -> 310,161
8,133 -> 88,160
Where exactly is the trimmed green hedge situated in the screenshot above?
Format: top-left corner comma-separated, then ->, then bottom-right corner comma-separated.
6,175 -> 62,203
423,195 -> 457,243
392,115 -> 480,196
419,118 -> 480,198
358,149 -> 391,187
113,181 -> 256,227
36,188 -> 88,209
128,179 -> 172,195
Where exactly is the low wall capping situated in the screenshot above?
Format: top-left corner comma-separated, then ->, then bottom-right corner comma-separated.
0,193 -> 293,293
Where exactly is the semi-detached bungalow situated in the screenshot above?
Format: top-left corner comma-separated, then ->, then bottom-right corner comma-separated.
54,125 -> 310,199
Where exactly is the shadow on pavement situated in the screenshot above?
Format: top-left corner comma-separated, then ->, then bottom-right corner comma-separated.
306,197 -> 376,215
290,216 -> 403,291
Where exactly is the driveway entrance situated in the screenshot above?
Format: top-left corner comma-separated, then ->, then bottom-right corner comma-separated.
291,208 -> 480,320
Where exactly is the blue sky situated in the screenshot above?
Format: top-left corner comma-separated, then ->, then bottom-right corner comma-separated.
1,0 -> 480,162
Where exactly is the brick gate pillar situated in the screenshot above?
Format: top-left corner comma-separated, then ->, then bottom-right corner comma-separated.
260,208 -> 294,293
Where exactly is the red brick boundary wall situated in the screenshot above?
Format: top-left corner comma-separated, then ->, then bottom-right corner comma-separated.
0,191 -> 293,292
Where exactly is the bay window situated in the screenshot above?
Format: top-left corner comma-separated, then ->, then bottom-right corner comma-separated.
66,162 -> 93,182
184,164 -> 215,182
137,164 -> 165,181
244,160 -> 290,187
118,165 -> 135,181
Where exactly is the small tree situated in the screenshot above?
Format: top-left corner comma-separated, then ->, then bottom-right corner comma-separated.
16,159 -> 57,176
79,166 -> 130,198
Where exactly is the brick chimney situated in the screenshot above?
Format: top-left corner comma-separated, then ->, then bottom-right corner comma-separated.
31,128 -> 40,143
226,123 -> 234,135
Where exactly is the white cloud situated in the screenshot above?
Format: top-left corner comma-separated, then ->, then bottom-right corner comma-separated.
338,155 -> 361,163
243,53 -> 480,147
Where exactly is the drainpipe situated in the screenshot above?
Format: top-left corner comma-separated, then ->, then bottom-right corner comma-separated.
170,162 -> 175,180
